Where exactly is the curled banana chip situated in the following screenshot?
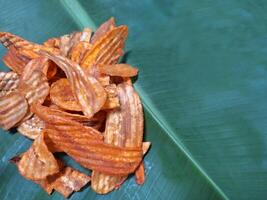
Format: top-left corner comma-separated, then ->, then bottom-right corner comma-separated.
42,51 -> 106,118
91,17 -> 115,44
59,28 -> 92,57
16,57 -> 50,107
91,83 -> 144,194
2,46 -> 30,73
50,78 -> 81,111
17,115 -> 44,139
81,26 -> 128,69
18,132 -> 59,180
98,64 -> 138,77
0,71 -> 19,97
0,91 -> 28,130
49,167 -> 91,198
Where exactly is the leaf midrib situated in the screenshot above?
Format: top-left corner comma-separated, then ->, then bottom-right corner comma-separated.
59,1 -> 229,199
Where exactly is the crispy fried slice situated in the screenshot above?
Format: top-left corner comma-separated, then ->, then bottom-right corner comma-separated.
51,167 -> 91,198
102,84 -> 120,110
97,75 -> 110,86
36,166 -> 90,198
19,70 -> 49,105
18,132 -> 59,180
0,32 -> 58,55
2,46 -> 30,73
59,28 -> 92,57
91,83 -> 144,194
44,38 -> 60,49
42,51 -> 106,118
31,103 -> 143,175
0,32 -> 59,76
18,58 -> 50,105
17,115 -> 44,139
31,103 -> 103,140
81,26 -> 128,69
0,71 -> 19,97
135,162 -> 145,185
50,78 -> 119,111
40,104 -> 105,130
69,41 -> 91,63
98,64 -> 138,77
0,91 -> 28,130
91,17 -> 115,44
11,155 -> 89,197
50,78 -> 81,111
0,32 -> 31,49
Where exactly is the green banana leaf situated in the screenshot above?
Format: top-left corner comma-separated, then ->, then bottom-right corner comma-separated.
0,0 -> 266,199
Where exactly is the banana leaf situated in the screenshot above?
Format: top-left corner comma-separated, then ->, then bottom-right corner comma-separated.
0,0 -> 267,199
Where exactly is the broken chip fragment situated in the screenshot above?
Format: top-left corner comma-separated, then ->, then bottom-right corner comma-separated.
0,17 -> 150,197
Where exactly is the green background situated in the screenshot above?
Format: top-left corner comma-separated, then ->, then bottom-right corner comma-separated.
1,0 -> 267,199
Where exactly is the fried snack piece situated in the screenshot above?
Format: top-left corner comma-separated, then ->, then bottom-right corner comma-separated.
2,46 -> 30,73
42,51 -> 106,118
51,78 -> 119,111
31,103 -> 143,175
98,64 -> 138,77
59,28 -> 92,57
0,32 -> 59,76
17,115 -> 44,139
135,162 -> 145,185
0,31 -> 58,54
18,58 -> 50,105
102,84 -> 120,110
36,166 -> 90,198
43,105 -> 105,130
48,167 -> 90,198
0,91 -> 28,130
0,71 -> 19,97
81,26 -> 128,69
43,37 -> 60,49
11,156 -> 90,198
69,41 -> 91,63
91,17 -> 115,44
134,142 -> 151,185
50,78 -> 81,111
91,83 -> 144,194
18,132 -> 59,180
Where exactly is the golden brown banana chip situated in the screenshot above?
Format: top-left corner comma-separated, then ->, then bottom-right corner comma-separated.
2,46 -> 30,73
69,41 -> 91,63
0,32 -> 59,77
98,64 -> 138,77
59,28 -> 92,57
50,78 -> 81,111
17,115 -> 44,139
0,91 -> 28,130
50,167 -> 91,198
0,32 -> 59,56
91,83 -> 144,194
42,51 -> 106,118
81,26 -> 128,69
32,103 -> 143,175
50,78 -> 119,111
36,166 -> 90,198
102,84 -> 120,110
12,155 -> 89,198
91,17 -> 115,44
135,162 -> 145,185
43,37 -> 60,49
0,71 -> 19,97
18,132 -> 59,180
18,58 -> 50,105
